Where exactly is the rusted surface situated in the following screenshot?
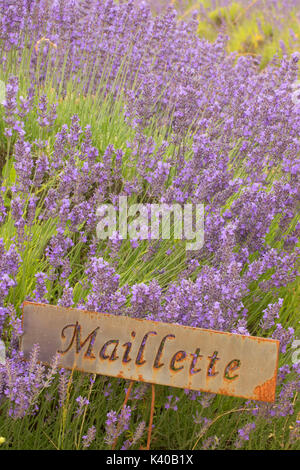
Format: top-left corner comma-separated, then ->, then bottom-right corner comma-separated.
20,302 -> 280,402
254,375 -> 277,402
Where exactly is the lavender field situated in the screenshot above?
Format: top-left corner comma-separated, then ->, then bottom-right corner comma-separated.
0,0 -> 299,450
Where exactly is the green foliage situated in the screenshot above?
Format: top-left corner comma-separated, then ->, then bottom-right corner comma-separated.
176,0 -> 300,67
0,0 -> 299,451
0,374 -> 299,449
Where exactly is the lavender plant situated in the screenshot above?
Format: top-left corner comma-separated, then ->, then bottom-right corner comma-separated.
0,0 -> 299,450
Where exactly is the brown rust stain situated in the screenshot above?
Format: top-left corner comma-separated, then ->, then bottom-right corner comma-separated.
253,375 -> 277,403
22,301 -> 279,345
21,302 -> 280,402
253,340 -> 279,403
218,387 -> 236,397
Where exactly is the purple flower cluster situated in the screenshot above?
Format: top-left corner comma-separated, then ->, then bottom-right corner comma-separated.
104,405 -> 132,447
234,422 -> 256,449
0,0 -> 299,444
82,425 -> 96,448
0,345 -> 59,418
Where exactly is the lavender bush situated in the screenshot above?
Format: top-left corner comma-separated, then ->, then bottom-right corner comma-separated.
0,0 -> 299,450
170,1 -> 300,68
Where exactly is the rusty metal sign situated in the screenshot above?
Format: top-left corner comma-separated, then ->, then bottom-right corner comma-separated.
21,302 -> 279,402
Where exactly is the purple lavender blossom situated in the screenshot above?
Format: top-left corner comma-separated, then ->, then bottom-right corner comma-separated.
82,425 -> 96,448
74,395 -> 90,417
164,395 -> 179,411
234,422 -> 256,449
260,299 -> 284,330
104,405 -> 132,447
272,324 -> 295,354
0,0 -> 299,448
